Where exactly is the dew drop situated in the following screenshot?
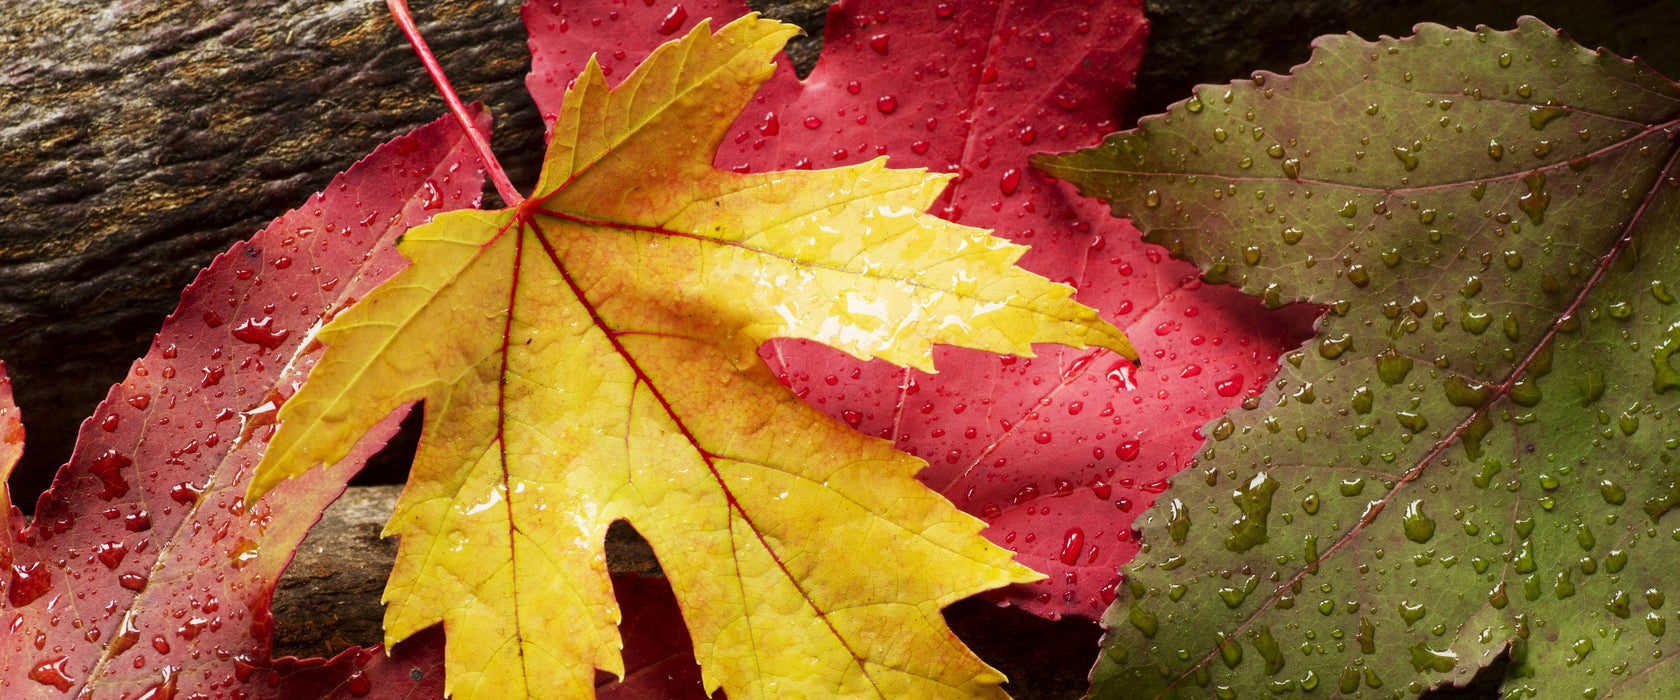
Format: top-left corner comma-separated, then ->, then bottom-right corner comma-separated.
89,449 -> 134,501
1166,498 -> 1191,544
1059,528 -> 1086,565
231,317 -> 290,349
8,561 -> 53,607
1129,604 -> 1159,637
999,168 -> 1020,196
1601,480 -> 1627,505
1225,473 -> 1280,553
1401,500 -> 1435,543
656,4 -> 688,35
28,656 -> 73,692
1392,146 -> 1419,171
1528,105 -> 1569,130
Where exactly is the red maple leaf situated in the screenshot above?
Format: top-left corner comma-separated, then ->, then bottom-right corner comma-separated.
525,0 -> 1314,620
0,114 -> 481,698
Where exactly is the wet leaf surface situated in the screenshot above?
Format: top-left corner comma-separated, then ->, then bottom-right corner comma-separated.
0,114 -> 485,698
250,16 -> 1129,700
1039,17 -> 1680,699
528,0 -> 1315,621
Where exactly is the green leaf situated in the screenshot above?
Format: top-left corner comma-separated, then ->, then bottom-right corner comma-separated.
1037,17 -> 1680,699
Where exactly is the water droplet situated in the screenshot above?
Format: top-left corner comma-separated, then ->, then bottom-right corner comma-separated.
1059,528 -> 1086,565
1409,642 -> 1457,672
998,168 -> 1020,196
1129,604 -> 1159,637
1217,632 -> 1244,668
28,656 -> 73,692
1601,480 -> 1627,505
1226,473 -> 1280,552
1392,146 -> 1419,171
1607,589 -> 1632,618
1402,500 -> 1436,543
1443,376 -> 1492,407
340,670 -> 373,696
1254,626 -> 1284,675
1339,478 -> 1365,497
868,33 -> 889,55
1167,498 -> 1192,544
1487,140 -> 1504,160
1346,264 -> 1370,288
1606,549 -> 1628,573
1528,105 -> 1569,130
1398,600 -> 1427,625
9,561 -> 53,607
1218,575 -> 1259,608
1518,172 -> 1549,224
1280,227 -> 1303,244
1318,334 -> 1353,359
232,317 -> 290,349
1619,411 -> 1640,436
1377,352 -> 1413,385
89,449 -> 134,501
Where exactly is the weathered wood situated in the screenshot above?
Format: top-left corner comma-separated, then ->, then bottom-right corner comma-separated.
0,0 -> 542,502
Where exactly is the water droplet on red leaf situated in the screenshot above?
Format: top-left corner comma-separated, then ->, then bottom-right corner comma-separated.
9,561 -> 53,607
656,5 -> 688,35
28,656 -> 73,691
1059,528 -> 1085,565
420,179 -> 442,210
999,168 -> 1021,196
89,449 -> 134,500
1011,483 -> 1040,504
232,317 -> 290,349
347,671 -> 373,697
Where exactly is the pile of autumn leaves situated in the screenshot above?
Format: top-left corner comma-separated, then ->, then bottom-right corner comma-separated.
11,0 -> 1678,698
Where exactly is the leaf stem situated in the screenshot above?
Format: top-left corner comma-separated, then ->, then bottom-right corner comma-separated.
387,0 -> 525,207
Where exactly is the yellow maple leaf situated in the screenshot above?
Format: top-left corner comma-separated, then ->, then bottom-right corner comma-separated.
249,15 -> 1134,700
